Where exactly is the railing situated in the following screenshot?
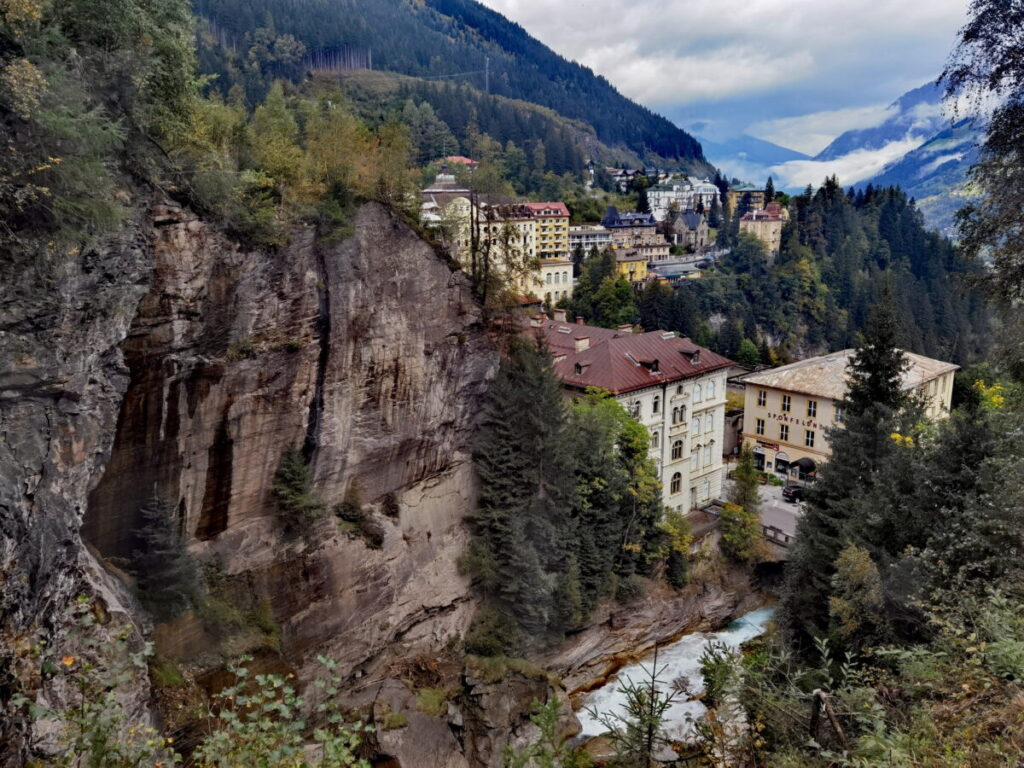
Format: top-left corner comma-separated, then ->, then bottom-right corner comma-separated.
762,524 -> 793,548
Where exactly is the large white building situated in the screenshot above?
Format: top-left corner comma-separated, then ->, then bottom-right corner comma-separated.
649,177 -> 720,221
528,314 -> 734,511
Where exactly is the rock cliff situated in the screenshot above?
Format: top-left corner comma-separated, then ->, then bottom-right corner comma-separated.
0,200 -> 502,761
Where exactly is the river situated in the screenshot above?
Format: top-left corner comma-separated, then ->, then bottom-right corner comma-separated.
575,606 -> 776,741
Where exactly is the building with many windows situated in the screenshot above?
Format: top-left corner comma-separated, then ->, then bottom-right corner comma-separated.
569,224 -> 612,254
739,202 -> 787,260
527,315 -> 734,511
524,202 -> 571,257
738,349 -> 958,479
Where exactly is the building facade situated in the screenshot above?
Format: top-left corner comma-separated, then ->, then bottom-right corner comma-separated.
538,258 -> 574,304
528,316 -> 734,512
524,202 -> 571,257
569,224 -> 612,254
739,202 -> 786,260
728,184 -> 766,212
738,349 -> 958,479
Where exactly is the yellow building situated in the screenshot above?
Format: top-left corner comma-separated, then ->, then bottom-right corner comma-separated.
525,202 -> 571,257
728,184 -> 766,211
615,250 -> 648,283
739,202 -> 787,261
738,349 -> 957,479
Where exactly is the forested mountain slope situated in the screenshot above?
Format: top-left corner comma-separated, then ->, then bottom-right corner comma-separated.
193,0 -> 710,169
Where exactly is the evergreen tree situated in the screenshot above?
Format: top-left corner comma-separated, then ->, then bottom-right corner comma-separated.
708,195 -> 723,229
469,338 -> 578,646
638,281 -> 673,331
765,176 -> 776,203
778,298 -> 912,651
131,498 -> 203,621
720,445 -> 763,563
272,445 -> 325,534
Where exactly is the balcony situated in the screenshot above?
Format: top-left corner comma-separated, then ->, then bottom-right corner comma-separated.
669,421 -> 688,435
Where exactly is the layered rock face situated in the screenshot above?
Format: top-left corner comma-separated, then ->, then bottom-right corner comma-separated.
0,201 -> 500,760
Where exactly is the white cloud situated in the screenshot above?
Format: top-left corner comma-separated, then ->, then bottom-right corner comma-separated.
748,103 -> 898,155
478,0 -> 966,109
769,137 -> 927,188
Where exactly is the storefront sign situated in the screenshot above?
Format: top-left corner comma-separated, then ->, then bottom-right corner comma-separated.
766,412 -> 819,429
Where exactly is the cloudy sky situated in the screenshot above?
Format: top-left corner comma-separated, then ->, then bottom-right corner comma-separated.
477,0 -> 968,156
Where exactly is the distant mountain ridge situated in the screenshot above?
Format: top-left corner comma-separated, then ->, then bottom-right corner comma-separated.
194,0 -> 709,168
814,81 -> 949,161
697,134 -> 809,181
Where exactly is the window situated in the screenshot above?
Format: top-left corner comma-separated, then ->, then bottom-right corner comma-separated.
805,430 -> 815,448
672,406 -> 679,424
782,395 -> 792,412
779,424 -> 789,441
670,473 -> 682,494
553,272 -> 560,284
694,383 -> 703,402
546,273 -> 552,284
691,449 -> 700,470
677,384 -> 684,395
755,418 -> 765,436
630,401 -> 641,418
652,395 -> 660,415
835,405 -> 844,423
807,400 -> 817,417
563,271 -> 569,283
691,416 -> 701,433
672,440 -> 684,460
706,412 -> 714,433
757,390 -> 767,407
651,431 -> 660,449
704,443 -> 713,465
707,380 -> 716,399
702,479 -> 711,501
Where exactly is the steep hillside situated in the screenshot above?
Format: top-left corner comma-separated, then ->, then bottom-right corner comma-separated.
193,0 -> 709,168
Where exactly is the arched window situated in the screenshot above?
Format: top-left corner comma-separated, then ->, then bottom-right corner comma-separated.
651,431 -> 660,449
692,446 -> 701,470
563,271 -> 569,283
672,440 -> 683,460
554,272 -> 560,284
631,401 -> 641,418
704,442 -> 713,465
691,416 -> 700,433
707,379 -> 716,399
652,395 -> 660,415
706,412 -> 714,433
546,273 -> 552,284
695,383 -> 704,402
670,472 -> 682,494
672,407 -> 679,424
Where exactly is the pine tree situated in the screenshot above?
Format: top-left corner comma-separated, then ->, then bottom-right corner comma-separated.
778,297 -> 911,651
764,176 -> 775,203
131,498 -> 203,621
470,338 -> 577,647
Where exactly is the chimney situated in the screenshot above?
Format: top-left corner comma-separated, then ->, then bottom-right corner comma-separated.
553,308 -> 568,323
575,336 -> 590,352
617,324 -> 634,332
576,317 -> 584,325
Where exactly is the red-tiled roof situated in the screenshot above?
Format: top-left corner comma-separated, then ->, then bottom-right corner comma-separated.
525,320 -> 733,395
524,202 -> 570,218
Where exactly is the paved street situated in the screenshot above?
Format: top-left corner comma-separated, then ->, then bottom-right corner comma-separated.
721,476 -> 803,540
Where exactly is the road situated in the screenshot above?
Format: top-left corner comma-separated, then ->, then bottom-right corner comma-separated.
721,477 -> 803,540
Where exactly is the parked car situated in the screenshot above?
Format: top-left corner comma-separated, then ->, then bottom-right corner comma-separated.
782,485 -> 805,503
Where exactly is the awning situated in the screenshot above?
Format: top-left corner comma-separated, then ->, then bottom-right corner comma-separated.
752,446 -> 765,454
793,457 -> 817,472
775,452 -> 790,462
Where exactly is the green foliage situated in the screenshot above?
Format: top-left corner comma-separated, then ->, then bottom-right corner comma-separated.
272,445 -> 325,534
192,655 -> 371,767
719,503 -> 762,564
149,656 -> 186,688
130,497 -> 203,621
735,338 -> 761,367
827,543 -> 891,652
464,606 -> 517,657
414,687 -> 451,718
698,641 -> 738,709
504,698 -> 593,768
465,654 -> 551,685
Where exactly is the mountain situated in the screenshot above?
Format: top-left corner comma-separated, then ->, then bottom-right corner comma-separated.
814,81 -> 948,161
863,117 -> 983,235
698,134 -> 809,183
194,0 -> 709,168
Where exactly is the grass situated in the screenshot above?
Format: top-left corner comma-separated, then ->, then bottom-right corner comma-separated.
414,687 -> 451,717
149,656 -> 186,688
465,655 -> 553,685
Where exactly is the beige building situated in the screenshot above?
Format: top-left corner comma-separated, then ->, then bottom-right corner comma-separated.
738,349 -> 958,479
537,258 -> 574,304
524,202 -> 571,257
739,202 -> 786,260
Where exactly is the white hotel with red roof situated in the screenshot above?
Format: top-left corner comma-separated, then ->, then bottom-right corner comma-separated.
527,311 -> 734,512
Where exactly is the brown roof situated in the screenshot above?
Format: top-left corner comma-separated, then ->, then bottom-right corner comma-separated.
527,321 -> 733,395
737,348 -> 959,400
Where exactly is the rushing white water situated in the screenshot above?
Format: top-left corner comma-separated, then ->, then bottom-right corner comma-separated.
576,606 -> 776,741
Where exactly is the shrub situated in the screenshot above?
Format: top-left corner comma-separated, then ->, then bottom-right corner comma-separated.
414,688 -> 450,717
334,480 -> 364,523
381,491 -> 401,518
149,656 -> 186,688
464,606 -> 515,657
272,445 -> 325,533
358,515 -> 386,549
615,574 -> 646,604
719,502 -> 762,563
